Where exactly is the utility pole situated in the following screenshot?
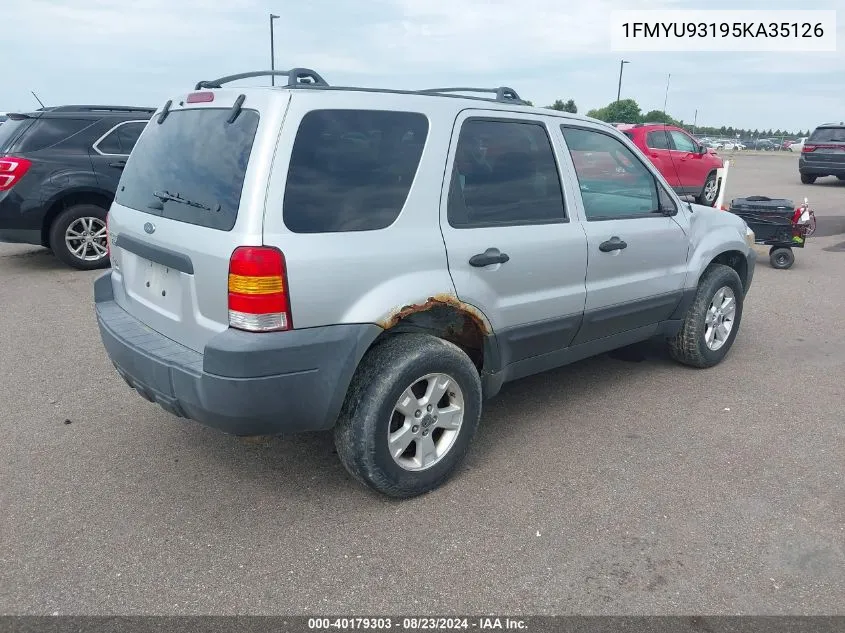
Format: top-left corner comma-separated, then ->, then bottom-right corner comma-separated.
270,14 -> 280,86
693,109 -> 698,134
616,60 -> 629,102
662,73 -> 671,116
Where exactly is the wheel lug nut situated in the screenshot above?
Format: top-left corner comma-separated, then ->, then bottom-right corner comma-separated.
412,425 -> 419,433
422,429 -> 429,436
415,410 -> 421,418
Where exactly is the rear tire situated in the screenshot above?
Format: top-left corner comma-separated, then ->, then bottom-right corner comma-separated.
49,204 -> 110,271
769,247 -> 795,270
696,173 -> 719,206
800,174 -> 817,184
668,264 -> 744,369
334,334 -> 482,498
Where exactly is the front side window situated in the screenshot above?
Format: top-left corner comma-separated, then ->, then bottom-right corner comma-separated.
283,109 -> 429,233
562,126 -> 663,221
447,119 -> 566,228
669,130 -> 698,153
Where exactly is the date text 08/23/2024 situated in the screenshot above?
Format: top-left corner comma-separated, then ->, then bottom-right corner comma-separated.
307,617 -> 527,630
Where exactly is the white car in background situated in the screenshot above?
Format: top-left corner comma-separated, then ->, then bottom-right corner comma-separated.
790,137 -> 808,152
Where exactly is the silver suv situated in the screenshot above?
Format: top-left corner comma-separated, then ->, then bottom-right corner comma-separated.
94,69 -> 757,498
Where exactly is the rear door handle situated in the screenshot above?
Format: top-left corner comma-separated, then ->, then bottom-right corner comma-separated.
469,248 -> 510,267
599,237 -> 627,252
109,161 -> 126,169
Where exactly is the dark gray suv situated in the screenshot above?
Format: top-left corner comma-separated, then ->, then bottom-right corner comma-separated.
799,122 -> 845,184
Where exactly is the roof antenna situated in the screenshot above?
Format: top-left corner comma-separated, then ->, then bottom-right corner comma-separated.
31,91 -> 46,109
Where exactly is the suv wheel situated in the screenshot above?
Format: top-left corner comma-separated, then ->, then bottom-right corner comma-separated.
668,264 -> 744,368
49,204 -> 110,271
800,174 -> 816,184
334,334 -> 482,498
696,173 -> 719,206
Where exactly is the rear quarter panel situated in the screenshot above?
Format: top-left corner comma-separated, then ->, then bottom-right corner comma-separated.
261,92 -> 462,330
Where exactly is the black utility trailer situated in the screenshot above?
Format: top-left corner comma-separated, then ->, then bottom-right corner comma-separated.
727,196 -> 814,269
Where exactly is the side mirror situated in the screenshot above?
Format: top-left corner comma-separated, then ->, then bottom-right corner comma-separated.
698,144 -> 707,154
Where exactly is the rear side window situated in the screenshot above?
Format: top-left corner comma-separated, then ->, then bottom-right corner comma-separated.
646,131 -> 671,150
809,127 -> 845,142
115,108 -> 260,232
448,119 -> 566,228
16,118 -> 95,152
283,109 -> 429,233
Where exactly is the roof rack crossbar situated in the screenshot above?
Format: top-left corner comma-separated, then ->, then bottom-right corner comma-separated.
417,86 -> 527,104
194,69 -> 329,90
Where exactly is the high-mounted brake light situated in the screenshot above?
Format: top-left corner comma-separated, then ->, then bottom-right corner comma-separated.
0,157 -> 32,192
228,246 -> 291,332
187,91 -> 215,103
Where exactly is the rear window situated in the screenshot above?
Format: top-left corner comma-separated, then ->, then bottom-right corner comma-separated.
809,127 -> 845,143
115,108 -> 260,231
283,109 -> 429,233
0,118 -> 34,152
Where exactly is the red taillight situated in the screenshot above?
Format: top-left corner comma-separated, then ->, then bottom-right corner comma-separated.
187,91 -> 214,103
228,246 -> 291,332
802,145 -> 816,152
0,157 -> 32,192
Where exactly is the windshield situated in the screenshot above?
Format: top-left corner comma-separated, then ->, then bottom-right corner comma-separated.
114,107 -> 260,231
809,127 -> 845,143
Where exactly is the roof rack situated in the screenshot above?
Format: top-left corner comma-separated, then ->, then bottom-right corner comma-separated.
40,105 -> 156,113
194,69 -> 329,90
416,86 -> 527,104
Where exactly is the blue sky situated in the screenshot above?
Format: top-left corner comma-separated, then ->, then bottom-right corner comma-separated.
2,0 -> 842,132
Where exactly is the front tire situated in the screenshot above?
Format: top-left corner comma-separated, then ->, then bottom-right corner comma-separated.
800,174 -> 816,184
668,264 -> 744,369
696,173 -> 719,206
49,204 -> 110,271
334,334 -> 482,498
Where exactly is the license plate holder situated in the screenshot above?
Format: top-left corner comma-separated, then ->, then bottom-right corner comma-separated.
143,260 -> 179,307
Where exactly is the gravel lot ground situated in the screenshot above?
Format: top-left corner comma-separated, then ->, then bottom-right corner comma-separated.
1,153 -> 843,616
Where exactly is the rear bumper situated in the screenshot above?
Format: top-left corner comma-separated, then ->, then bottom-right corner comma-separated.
799,157 -> 845,175
94,272 -> 381,436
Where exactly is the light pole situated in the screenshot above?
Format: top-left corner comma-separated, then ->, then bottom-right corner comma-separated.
662,73 -> 671,116
270,14 -> 280,86
616,60 -> 630,102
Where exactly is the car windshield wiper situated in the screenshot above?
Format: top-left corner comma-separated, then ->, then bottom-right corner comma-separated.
151,190 -> 219,212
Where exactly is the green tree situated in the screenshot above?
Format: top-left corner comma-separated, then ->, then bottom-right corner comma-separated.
586,107 -> 608,120
602,98 -> 642,124
642,109 -> 676,124
547,98 -> 578,113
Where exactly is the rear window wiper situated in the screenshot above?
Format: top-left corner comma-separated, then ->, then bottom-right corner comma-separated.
151,190 -> 220,212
